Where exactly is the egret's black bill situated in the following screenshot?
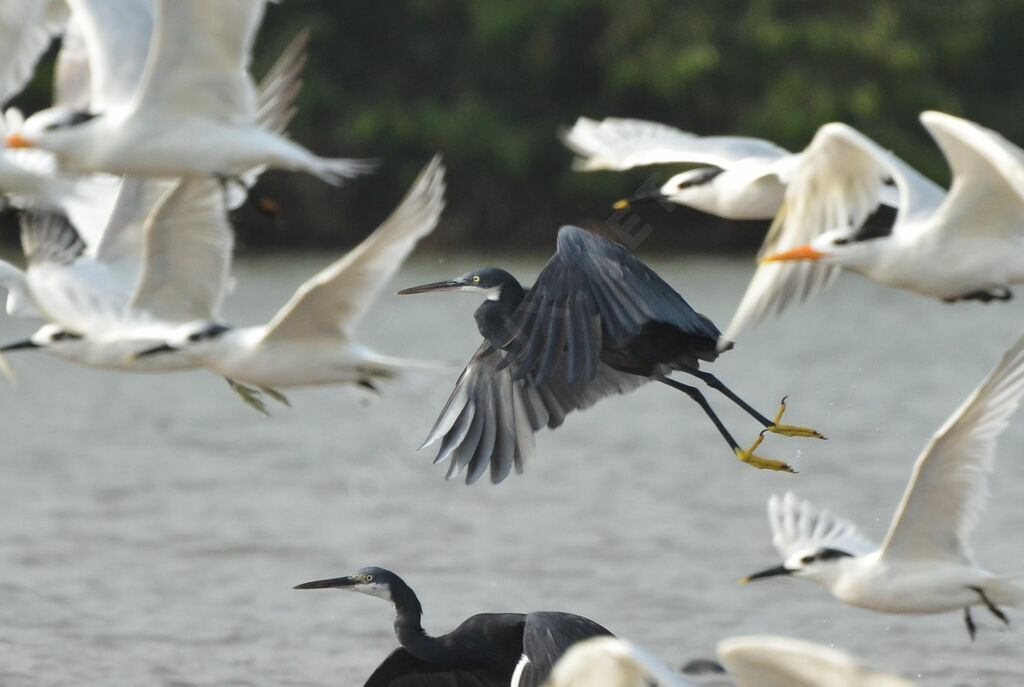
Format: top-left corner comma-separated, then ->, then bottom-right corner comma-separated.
294,575 -> 359,590
740,565 -> 791,583
0,339 -> 39,351
396,279 -> 463,295
133,343 -> 176,358
613,188 -> 665,209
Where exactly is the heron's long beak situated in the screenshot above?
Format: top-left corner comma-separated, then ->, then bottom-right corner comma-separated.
396,278 -> 463,295
0,338 -> 39,351
4,132 -> 33,148
294,575 -> 360,590
739,564 -> 792,584
130,343 -> 176,360
612,188 -> 664,210
760,244 -> 826,263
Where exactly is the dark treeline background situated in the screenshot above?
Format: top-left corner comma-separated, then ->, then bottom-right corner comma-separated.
8,0 -> 1024,254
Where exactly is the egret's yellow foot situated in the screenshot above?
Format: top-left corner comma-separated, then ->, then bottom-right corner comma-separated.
766,396 -> 825,439
734,432 -> 795,473
228,380 -> 270,416
259,385 -> 291,407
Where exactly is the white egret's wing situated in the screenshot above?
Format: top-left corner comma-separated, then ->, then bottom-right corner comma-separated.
722,122 -> 945,341
128,178 -> 233,322
0,258 -> 39,318
544,637 -> 696,687
129,0 -> 265,120
0,0 -> 68,105
21,210 -> 130,331
920,111 -> 1024,242
260,156 -> 446,342
561,116 -> 789,171
766,492 -> 875,560
717,635 -> 915,687
879,330 -> 1024,563
62,0 -> 153,111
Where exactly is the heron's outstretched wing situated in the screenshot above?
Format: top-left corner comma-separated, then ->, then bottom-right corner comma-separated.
766,492 -> 875,561
561,117 -> 788,171
515,612 -> 614,687
722,121 -> 944,341
503,225 -> 722,386
260,156 -> 445,343
879,329 -> 1024,563
422,342 -> 646,484
130,0 -> 265,120
0,0 -> 67,105
365,647 -> 506,687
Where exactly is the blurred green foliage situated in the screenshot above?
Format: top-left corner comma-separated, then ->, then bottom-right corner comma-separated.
12,0 -> 1024,253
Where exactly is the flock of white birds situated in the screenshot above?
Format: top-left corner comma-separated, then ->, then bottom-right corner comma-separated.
2,1 -> 1023,686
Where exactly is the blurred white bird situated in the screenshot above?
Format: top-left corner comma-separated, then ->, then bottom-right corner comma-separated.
748,111 -> 1024,337
561,116 -> 793,220
716,635 -> 915,687
0,0 -> 68,106
131,156 -> 446,395
543,637 -> 695,687
6,0 -> 374,184
742,329 -> 1024,638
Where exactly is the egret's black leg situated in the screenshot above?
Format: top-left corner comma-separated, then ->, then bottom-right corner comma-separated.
657,376 -> 794,472
683,370 -> 825,439
964,606 -> 977,641
970,586 -> 1010,626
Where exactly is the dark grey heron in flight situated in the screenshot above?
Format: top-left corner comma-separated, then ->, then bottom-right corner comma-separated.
294,566 -> 613,687
397,225 -> 822,484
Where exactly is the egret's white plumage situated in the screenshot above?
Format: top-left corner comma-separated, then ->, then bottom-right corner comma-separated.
747,111 -> 1024,339
744,330 -> 1024,635
133,156 -> 447,390
0,0 -> 68,106
8,0 -> 373,183
716,635 -> 915,687
561,116 -> 792,219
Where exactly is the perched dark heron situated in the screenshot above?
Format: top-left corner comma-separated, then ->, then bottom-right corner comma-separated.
294,566 -> 613,687
397,225 -> 822,484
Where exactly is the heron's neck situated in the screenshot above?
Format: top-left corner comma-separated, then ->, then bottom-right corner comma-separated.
390,582 -> 448,660
474,279 -> 524,346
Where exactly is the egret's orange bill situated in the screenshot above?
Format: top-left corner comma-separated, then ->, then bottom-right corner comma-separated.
4,132 -> 31,148
760,244 -> 826,263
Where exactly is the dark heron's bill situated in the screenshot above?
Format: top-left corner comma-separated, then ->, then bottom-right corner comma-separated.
396,278 -> 467,295
294,575 -> 360,590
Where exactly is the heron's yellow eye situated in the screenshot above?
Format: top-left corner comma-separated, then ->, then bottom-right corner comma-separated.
472,275 -> 481,284
363,574 -> 373,583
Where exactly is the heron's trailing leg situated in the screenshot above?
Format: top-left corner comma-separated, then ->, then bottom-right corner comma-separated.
258,385 -> 291,406
657,376 -> 794,472
685,370 -> 825,439
226,378 -> 269,416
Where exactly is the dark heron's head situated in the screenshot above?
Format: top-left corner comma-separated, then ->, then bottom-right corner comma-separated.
741,546 -> 854,585
397,267 -> 519,301
294,566 -> 403,602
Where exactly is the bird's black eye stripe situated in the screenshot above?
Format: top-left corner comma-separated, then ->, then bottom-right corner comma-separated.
800,555 -> 815,564
53,331 -> 83,342
833,237 -> 850,246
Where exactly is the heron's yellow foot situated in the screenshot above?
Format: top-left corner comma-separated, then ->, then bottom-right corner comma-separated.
228,380 -> 270,416
259,385 -> 291,407
734,432 -> 795,473
766,396 -> 825,439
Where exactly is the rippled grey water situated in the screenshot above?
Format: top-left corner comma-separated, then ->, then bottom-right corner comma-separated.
2,252 -> 1023,686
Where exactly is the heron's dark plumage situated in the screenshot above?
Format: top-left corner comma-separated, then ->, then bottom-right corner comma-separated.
295,567 -> 612,687
414,225 -> 731,483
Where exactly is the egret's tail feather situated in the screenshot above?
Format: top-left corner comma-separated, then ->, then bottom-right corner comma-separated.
310,156 -> 380,185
